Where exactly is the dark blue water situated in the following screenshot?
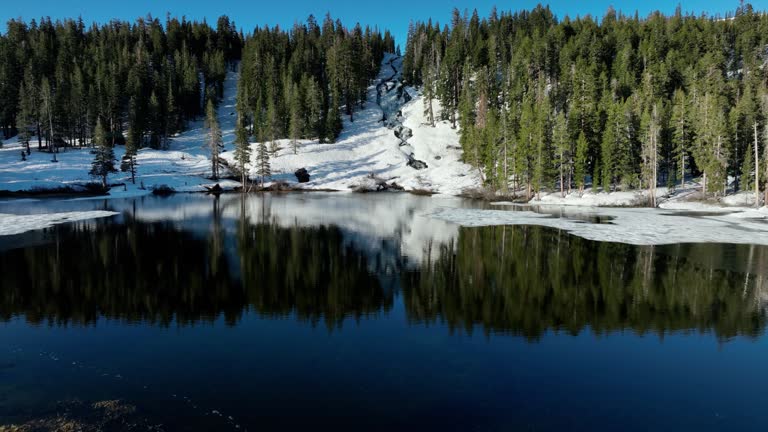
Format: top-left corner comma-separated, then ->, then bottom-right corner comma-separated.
0,193 -> 766,431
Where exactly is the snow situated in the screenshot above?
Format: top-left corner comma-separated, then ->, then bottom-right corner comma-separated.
426,204 -> 768,246
1,55 -> 479,198
130,192 -> 465,266
532,183 -> 768,221
531,190 -> 652,207
224,54 -> 481,195
721,191 -> 760,207
0,211 -> 118,236
1,50 -> 766,251
0,67 -> 243,199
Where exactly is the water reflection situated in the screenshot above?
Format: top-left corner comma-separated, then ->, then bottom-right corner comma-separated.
1,195 -> 766,341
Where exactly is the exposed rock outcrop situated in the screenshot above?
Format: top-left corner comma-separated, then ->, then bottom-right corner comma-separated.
295,168 -> 310,183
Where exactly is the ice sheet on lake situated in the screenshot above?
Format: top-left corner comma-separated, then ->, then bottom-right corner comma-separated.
0,211 -> 118,236
426,205 -> 768,246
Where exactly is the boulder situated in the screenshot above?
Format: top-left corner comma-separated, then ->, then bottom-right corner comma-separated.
151,184 -> 175,196
394,126 -> 413,141
407,156 -> 428,170
295,168 -> 310,183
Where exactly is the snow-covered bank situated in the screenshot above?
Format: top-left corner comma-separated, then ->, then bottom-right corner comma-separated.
0,211 -> 118,236
529,184 -> 768,220
426,204 -> 768,246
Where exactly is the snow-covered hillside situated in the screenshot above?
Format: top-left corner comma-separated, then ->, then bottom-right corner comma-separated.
226,54 -> 480,195
0,69 -> 243,197
0,54 -> 479,197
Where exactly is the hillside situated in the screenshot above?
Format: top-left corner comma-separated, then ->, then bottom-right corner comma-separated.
0,54 -> 479,197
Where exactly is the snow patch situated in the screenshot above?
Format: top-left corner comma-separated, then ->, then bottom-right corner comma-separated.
0,211 -> 118,236
426,205 -> 768,246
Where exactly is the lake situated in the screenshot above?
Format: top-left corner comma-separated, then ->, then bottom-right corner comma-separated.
0,193 -> 767,431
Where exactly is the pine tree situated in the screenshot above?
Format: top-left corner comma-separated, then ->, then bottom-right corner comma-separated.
422,43 -> 439,127
553,111 -> 569,197
148,91 -> 162,149
89,119 -> 117,189
205,99 -> 223,180
255,141 -> 271,188
741,138 -> 754,193
575,131 -> 589,194
233,119 -> 251,188
122,122 -> 139,184
165,77 -> 178,145
15,79 -> 34,155
288,83 -> 302,155
640,103 -> 660,207
601,97 -> 620,191
671,88 -> 692,188
41,77 -> 57,162
303,76 -> 323,139
530,90 -> 551,199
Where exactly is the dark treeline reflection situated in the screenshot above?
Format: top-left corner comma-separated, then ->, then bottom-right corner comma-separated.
403,225 -> 768,341
0,208 -> 388,328
1,199 -> 767,340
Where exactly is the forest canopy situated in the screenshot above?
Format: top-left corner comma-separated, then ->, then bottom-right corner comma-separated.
0,15 -> 242,152
402,3 -> 768,199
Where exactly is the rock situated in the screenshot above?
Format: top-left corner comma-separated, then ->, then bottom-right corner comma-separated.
204,183 -> 223,193
295,168 -> 310,183
401,89 -> 412,103
394,126 -> 412,141
434,155 -> 442,160
151,185 -> 175,196
407,156 -> 428,170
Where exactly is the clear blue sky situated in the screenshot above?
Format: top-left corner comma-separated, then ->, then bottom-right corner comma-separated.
1,0 -> 765,45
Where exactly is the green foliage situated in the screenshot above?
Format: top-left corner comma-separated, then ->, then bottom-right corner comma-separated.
405,4 -> 768,198
0,15 -> 241,149
236,15 -> 394,145
255,142 -> 271,187
89,119 -> 117,188
205,100 -> 224,180
234,119 -> 252,186
575,132 -> 589,191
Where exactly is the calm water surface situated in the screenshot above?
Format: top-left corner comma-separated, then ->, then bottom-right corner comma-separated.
0,193 -> 767,431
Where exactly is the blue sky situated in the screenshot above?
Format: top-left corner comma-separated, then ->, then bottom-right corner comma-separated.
1,0 -> 765,45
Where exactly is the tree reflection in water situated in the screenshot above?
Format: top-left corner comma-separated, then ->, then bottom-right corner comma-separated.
1,195 -> 766,341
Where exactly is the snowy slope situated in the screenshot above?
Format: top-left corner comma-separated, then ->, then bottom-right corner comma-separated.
226,54 -> 480,195
0,68 -> 242,197
1,56 -> 478,197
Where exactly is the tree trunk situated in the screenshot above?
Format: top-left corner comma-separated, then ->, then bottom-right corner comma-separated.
680,150 -> 685,189
560,156 -> 564,198
755,123 -> 760,208
48,102 -> 57,163
428,97 -> 434,127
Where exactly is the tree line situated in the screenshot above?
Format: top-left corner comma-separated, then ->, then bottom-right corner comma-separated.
234,14 -> 395,152
403,4 -> 768,204
0,14 -> 242,156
